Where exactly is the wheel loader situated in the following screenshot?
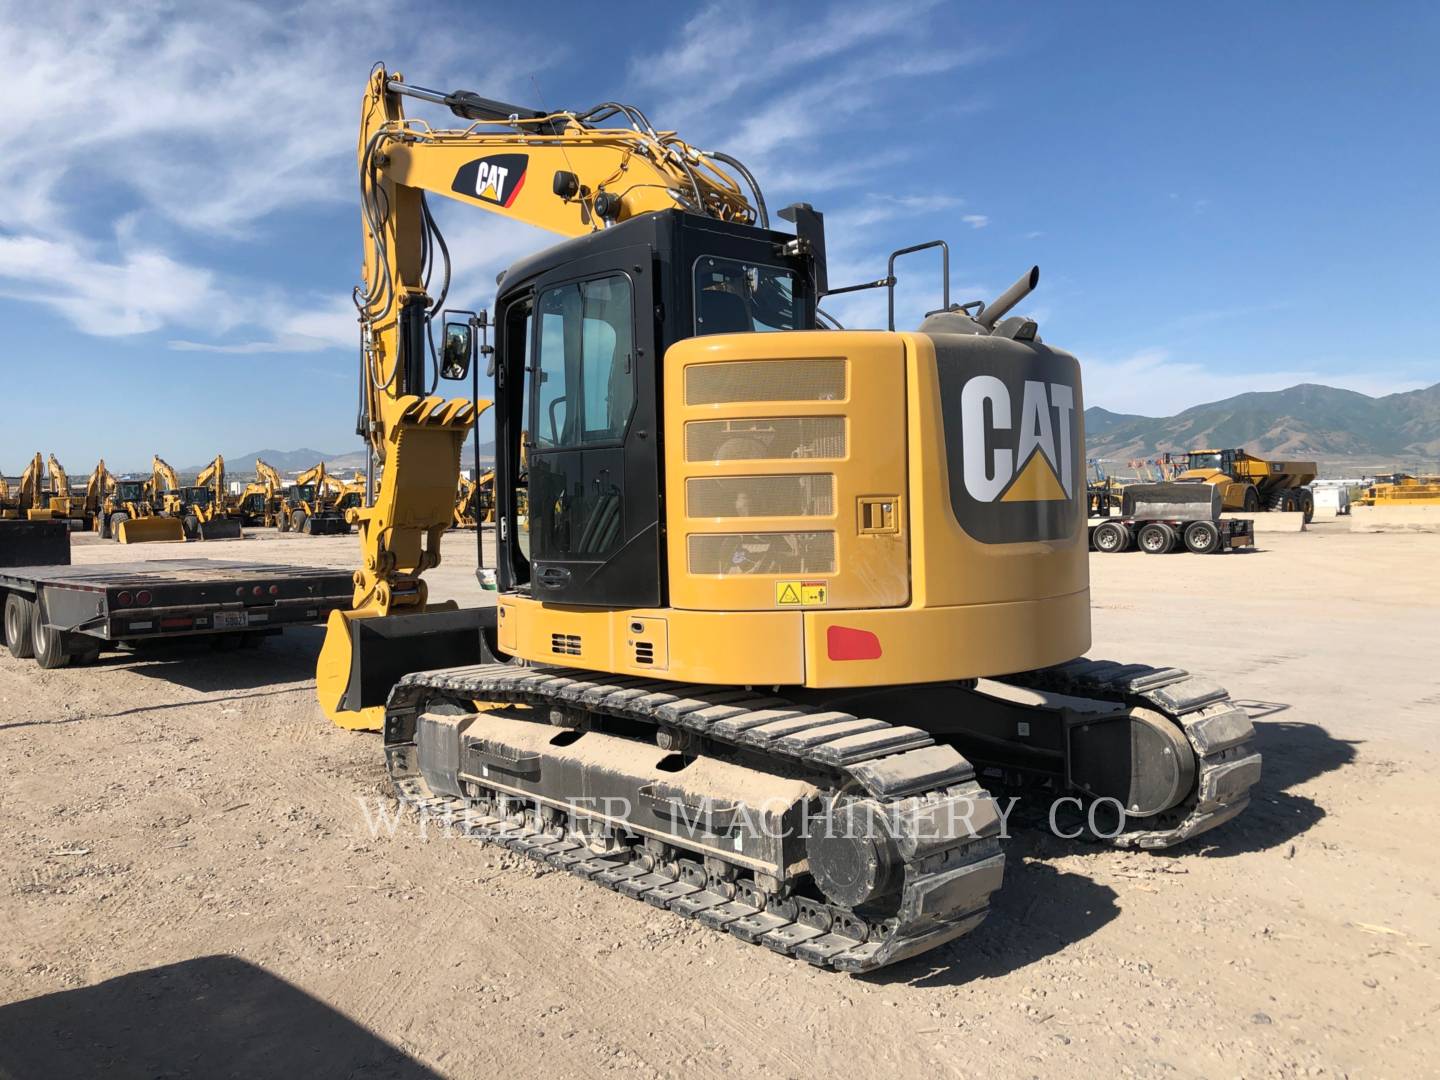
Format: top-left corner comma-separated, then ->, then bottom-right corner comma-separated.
313,67 -> 1261,973
278,464 -> 351,535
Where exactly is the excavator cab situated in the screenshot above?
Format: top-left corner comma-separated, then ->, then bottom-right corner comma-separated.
491,210 -> 817,609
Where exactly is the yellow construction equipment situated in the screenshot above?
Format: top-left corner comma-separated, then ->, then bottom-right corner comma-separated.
278,463 -> 350,534
1164,448 -> 1317,520
452,469 -> 494,528
1358,472 -> 1440,505
109,456 -> 186,543
315,67 -> 1260,973
174,454 -> 246,539
0,472 -> 12,519
16,454 -> 49,520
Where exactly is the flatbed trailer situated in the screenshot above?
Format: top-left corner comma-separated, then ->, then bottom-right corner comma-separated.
1,559 -> 354,668
1088,515 -> 1254,555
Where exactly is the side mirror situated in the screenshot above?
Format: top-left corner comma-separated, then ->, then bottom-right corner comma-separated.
441,317 -> 473,380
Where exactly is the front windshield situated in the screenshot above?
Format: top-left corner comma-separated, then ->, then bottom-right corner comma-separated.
116,482 -> 144,500
188,488 -> 212,507
292,484 -> 316,501
1186,452 -> 1224,472
694,257 -> 797,335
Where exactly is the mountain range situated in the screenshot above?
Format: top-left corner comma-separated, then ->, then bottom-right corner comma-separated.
1085,382 -> 1440,466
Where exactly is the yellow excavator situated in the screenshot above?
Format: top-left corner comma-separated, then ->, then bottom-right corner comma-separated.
316,67 -> 1260,973
172,454 -> 246,540
233,461 -> 284,528
0,472 -> 12,519
277,462 -> 350,535
15,454 -> 48,520
452,469 -> 493,528
84,459 -> 114,529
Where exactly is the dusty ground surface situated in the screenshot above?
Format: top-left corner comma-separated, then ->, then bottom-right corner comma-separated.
1,523 -> 1437,1079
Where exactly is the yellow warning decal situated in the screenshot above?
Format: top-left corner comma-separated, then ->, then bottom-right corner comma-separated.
776,581 -> 829,606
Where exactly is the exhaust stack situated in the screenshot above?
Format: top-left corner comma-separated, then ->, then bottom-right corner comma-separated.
978,266 -> 1040,330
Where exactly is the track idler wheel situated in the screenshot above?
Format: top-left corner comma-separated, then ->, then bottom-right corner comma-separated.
1067,707 -> 1196,818
806,800 -> 903,909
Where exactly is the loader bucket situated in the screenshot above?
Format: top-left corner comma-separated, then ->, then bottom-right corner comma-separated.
0,520 -> 71,567
197,518 -> 244,541
117,516 -> 187,544
1122,482 -> 1223,521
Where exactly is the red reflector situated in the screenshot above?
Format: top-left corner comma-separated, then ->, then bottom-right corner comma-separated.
160,616 -> 193,629
135,590 -> 152,605
116,591 -> 132,606
252,586 -> 263,596
826,625 -> 883,661
268,585 -> 279,596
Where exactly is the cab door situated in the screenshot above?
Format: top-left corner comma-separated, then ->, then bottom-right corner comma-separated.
525,247 -> 661,608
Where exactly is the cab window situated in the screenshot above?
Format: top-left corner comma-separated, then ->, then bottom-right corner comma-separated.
533,275 -> 635,449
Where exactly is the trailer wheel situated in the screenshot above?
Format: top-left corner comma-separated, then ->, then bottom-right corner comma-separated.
5,594 -> 36,659
1092,520 -> 1130,553
1183,520 -> 1221,554
71,643 -> 102,665
291,510 -> 308,534
1138,522 -> 1175,554
29,595 -> 70,669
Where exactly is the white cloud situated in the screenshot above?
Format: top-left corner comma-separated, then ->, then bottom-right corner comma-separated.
962,214 -> 989,229
0,0 -> 547,348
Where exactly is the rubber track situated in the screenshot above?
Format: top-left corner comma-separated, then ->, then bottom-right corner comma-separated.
384,664 -> 1006,974
995,658 -> 1263,849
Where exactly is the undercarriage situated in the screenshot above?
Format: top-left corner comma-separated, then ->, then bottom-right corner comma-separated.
382,657 -> 1261,973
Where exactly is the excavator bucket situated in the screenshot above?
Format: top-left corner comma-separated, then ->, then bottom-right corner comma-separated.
1122,482 -> 1224,521
116,516 -> 187,544
197,518 -> 243,541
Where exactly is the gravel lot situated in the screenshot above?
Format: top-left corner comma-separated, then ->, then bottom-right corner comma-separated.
1,523 -> 1435,1079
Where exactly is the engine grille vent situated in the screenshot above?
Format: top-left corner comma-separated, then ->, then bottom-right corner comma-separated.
550,633 -> 582,656
687,532 -> 837,575
633,641 -> 655,666
684,417 -> 847,462
685,359 -> 845,406
686,475 -> 834,518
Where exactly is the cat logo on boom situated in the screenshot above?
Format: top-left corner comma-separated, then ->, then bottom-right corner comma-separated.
937,353 -> 1084,544
451,153 -> 529,209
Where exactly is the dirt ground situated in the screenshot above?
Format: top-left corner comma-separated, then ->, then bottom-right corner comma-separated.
1,523 -> 1437,1079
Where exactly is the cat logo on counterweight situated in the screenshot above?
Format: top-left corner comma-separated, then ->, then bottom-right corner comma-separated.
937,348 -> 1084,545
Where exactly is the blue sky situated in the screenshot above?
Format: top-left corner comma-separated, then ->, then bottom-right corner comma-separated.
3,0 -> 1437,472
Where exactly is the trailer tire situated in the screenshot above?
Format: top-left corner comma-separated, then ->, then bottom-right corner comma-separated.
71,643 -> 101,665
5,594 -> 36,659
291,510 -> 308,535
1138,522 -> 1176,554
1183,520 -> 1221,554
1092,520 -> 1130,553
29,595 -> 70,669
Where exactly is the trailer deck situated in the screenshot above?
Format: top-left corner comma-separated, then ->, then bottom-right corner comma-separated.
1,558 -> 354,666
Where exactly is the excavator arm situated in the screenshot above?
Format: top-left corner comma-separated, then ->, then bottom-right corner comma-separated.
18,453 -> 44,513
318,65 -> 763,727
46,455 -> 70,501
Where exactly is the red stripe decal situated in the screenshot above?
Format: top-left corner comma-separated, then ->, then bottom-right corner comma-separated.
503,169 -> 527,208
826,625 -> 882,661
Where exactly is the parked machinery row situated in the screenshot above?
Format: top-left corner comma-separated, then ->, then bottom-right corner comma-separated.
2,454 -> 375,543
